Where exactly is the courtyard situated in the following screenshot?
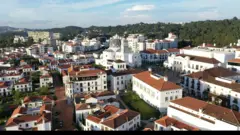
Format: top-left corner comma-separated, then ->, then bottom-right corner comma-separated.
121,91 -> 161,120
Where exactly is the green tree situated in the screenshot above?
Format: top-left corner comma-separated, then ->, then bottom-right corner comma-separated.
39,86 -> 50,95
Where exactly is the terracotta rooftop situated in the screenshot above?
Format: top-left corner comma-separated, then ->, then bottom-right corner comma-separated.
133,71 -> 182,91
177,54 -> 220,64
69,69 -> 105,77
40,74 -> 52,79
186,67 -> 240,91
141,49 -> 167,54
167,48 -> 180,53
23,95 -> 53,104
228,58 -> 240,64
87,105 -> 139,129
155,116 -> 199,131
171,97 -> 240,126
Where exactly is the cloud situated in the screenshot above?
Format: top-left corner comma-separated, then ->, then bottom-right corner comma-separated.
126,5 -> 155,12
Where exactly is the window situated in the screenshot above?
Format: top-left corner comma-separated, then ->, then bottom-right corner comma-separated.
95,87 -> 97,90
104,81 -> 106,84
165,97 -> 168,102
26,123 -> 29,127
175,96 -> 178,99
34,122 -> 37,126
104,86 -> 107,89
170,96 -> 173,101
88,88 -> 90,91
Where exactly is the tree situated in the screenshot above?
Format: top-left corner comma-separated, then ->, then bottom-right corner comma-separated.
12,91 -> 23,105
39,86 -> 50,95
38,38 -> 42,43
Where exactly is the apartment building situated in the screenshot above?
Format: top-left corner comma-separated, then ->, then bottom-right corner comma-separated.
40,74 -> 53,88
132,69 -> 182,112
146,33 -> 178,50
164,46 -> 235,73
85,105 -> 140,131
157,97 -> 240,131
65,68 -> 107,100
181,67 -> 240,111
14,78 -> 33,92
141,48 -> 180,63
0,82 -> 13,96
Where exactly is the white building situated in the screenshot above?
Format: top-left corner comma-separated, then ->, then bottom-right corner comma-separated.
5,95 -> 53,131
161,97 -> 240,131
181,66 -> 240,111
74,91 -> 119,125
132,69 -> 182,112
0,82 -> 13,97
81,38 -> 101,52
95,34 -> 142,69
227,50 -> 240,73
126,34 -> 146,52
85,105 -> 140,131
40,74 -> 53,88
109,69 -> 142,92
0,72 -> 24,83
141,48 -> 180,63
146,33 -> 178,50
13,36 -> 28,44
154,116 -> 199,131
14,78 -> 33,93
26,44 -> 54,56
65,67 -> 107,100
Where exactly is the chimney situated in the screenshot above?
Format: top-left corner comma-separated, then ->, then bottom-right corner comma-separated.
199,108 -> 203,114
148,68 -> 152,72
164,76 -> 168,82
203,43 -> 206,47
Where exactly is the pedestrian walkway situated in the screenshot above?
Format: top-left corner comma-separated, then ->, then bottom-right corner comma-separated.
54,87 -> 75,131
117,95 -> 129,109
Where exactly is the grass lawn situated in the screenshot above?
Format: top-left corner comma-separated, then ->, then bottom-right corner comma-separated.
121,91 -> 161,120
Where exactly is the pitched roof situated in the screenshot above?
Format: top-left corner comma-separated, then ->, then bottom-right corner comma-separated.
75,103 -> 97,111
23,95 -> 53,104
171,97 -> 240,126
101,109 -> 140,129
228,58 -> 240,64
141,49 -> 167,54
133,71 -> 182,91
6,115 -> 40,127
185,67 -> 240,91
155,116 -> 199,131
167,48 -> 180,53
69,69 -> 105,77
11,106 -> 27,117
15,78 -> 30,85
177,54 -> 220,64
40,74 -> 52,79
86,115 -> 101,123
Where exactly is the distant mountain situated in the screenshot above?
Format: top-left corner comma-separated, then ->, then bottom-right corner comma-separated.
0,26 -> 28,33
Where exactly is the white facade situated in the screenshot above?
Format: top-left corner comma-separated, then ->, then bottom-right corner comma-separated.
65,69 -> 108,99
146,33 -> 178,50
166,97 -> 240,131
132,70 -> 182,112
181,67 -> 240,111
40,75 -> 53,87
95,34 -> 142,69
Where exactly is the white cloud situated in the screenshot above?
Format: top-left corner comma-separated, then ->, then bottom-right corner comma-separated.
126,5 -> 155,12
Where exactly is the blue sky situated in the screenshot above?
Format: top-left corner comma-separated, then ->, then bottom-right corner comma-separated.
0,0 -> 239,29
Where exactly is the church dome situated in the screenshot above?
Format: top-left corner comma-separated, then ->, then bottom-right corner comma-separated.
109,39 -> 121,48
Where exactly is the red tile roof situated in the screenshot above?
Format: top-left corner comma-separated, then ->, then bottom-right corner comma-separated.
23,95 -> 53,104
228,58 -> 240,64
141,49 -> 167,54
86,115 -> 101,123
40,74 -> 52,79
167,48 -> 180,53
177,54 -> 220,64
11,107 -> 27,117
133,71 -> 182,91
69,69 -> 106,77
171,97 -> 240,126
155,116 -> 199,131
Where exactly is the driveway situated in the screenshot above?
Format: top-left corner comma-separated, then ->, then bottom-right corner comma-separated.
54,87 -> 75,131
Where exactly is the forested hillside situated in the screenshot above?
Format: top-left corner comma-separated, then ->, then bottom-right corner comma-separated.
1,17 -> 240,47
